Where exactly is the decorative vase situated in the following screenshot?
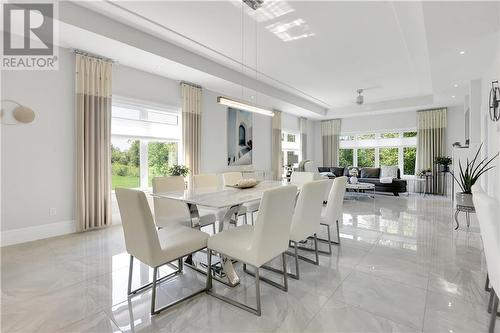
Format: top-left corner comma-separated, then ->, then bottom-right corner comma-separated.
456,192 -> 474,208
350,176 -> 358,184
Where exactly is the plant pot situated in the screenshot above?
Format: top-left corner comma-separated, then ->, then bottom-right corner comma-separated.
438,164 -> 450,172
456,192 -> 474,208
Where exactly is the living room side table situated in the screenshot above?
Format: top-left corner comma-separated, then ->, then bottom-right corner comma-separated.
454,204 -> 475,230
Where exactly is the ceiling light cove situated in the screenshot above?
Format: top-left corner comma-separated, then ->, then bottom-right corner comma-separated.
266,18 -> 316,42
217,96 -> 274,117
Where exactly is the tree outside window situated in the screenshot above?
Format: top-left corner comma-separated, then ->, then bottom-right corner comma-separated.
381,133 -> 399,138
357,134 -> 376,140
403,131 -> 417,138
339,149 -> 353,167
379,147 -> 399,166
111,139 -> 140,189
357,148 -> 375,167
404,147 -> 417,175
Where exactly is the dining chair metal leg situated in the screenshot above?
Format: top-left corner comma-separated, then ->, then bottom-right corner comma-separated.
489,289 -> 498,333
243,252 -> 288,291
207,249 -> 262,316
316,221 -> 340,246
128,255 -> 134,295
251,212 -> 254,225
486,273 -> 491,292
151,267 -> 159,315
295,236 -> 320,266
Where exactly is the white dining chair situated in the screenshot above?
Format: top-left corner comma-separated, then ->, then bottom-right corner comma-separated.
290,171 -> 315,185
194,173 -> 248,225
152,176 -> 216,233
472,185 -> 500,333
222,171 -> 260,225
206,185 -> 298,316
264,180 -> 327,280
115,188 -> 209,315
317,176 -> 347,254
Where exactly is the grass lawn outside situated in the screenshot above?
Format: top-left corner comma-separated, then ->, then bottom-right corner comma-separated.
112,174 -> 140,189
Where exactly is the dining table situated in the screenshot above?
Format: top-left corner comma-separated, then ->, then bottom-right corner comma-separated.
151,180 -> 298,287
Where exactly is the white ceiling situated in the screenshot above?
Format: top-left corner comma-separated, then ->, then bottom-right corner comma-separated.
67,0 -> 500,119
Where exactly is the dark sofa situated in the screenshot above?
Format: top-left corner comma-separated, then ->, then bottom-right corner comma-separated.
318,166 -> 407,196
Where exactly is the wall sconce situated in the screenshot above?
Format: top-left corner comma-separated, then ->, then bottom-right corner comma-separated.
0,99 -> 35,125
489,80 -> 500,122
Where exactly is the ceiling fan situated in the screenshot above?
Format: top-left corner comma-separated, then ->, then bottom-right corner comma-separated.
354,86 -> 380,105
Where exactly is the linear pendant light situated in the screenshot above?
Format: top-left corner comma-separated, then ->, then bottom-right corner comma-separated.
217,96 -> 274,117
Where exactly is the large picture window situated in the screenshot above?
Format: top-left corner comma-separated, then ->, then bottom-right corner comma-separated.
339,130 -> 417,176
357,148 -> 375,167
282,131 -> 301,171
111,98 -> 181,189
339,149 -> 353,167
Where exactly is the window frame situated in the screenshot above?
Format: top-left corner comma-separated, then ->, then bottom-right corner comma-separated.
111,96 -> 182,190
339,129 -> 417,176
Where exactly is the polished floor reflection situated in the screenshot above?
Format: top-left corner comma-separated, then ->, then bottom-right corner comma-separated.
2,194 -> 498,332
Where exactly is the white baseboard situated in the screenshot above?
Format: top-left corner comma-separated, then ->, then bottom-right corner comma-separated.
1,220 -> 77,247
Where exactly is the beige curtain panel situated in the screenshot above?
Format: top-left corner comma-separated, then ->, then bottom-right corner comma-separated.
416,108 -> 447,195
75,54 -> 113,232
321,119 -> 341,166
181,83 -> 202,176
271,110 -> 283,180
300,117 -> 308,160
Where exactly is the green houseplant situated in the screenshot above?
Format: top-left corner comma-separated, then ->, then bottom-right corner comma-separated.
435,156 -> 452,172
451,144 -> 498,208
167,164 -> 190,177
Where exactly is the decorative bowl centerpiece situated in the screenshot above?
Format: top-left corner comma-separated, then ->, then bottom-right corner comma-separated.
226,178 -> 259,189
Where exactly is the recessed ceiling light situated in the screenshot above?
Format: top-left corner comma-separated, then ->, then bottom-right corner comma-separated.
459,50 -> 465,55
452,95 -> 456,98
453,84 -> 459,88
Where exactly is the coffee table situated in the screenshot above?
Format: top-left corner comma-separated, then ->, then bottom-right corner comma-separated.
346,182 -> 375,199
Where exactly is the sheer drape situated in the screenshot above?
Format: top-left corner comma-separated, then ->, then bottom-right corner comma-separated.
321,119 -> 341,166
181,83 -> 202,175
416,108 -> 447,194
300,117 -> 308,160
271,111 -> 283,180
75,54 -> 113,232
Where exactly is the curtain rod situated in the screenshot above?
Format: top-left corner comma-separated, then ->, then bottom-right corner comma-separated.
72,49 -> 117,63
180,81 -> 202,89
417,107 -> 448,112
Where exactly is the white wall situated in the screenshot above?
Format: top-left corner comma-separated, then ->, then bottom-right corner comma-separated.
341,112 -> 417,133
445,105 -> 465,156
1,48 -> 76,236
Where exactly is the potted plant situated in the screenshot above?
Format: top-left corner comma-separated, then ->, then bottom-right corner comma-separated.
167,164 -> 190,177
435,156 -> 452,172
348,167 -> 359,184
451,144 -> 498,208
417,169 -> 432,177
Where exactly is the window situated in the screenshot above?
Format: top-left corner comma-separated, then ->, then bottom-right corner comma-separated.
111,98 -> 181,189
111,139 -> 140,189
403,131 -> 417,138
282,130 -> 301,170
404,147 -> 417,175
357,149 -> 375,167
340,135 -> 354,141
357,134 -> 375,140
339,149 -> 353,167
381,132 -> 399,139
379,147 -> 398,166
339,130 -> 417,175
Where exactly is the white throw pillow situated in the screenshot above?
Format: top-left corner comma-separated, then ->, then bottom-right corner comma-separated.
380,166 -> 398,179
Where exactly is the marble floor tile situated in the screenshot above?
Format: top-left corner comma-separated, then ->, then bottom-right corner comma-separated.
423,290 -> 500,333
331,270 -> 427,329
303,300 -> 419,333
56,311 -> 122,333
